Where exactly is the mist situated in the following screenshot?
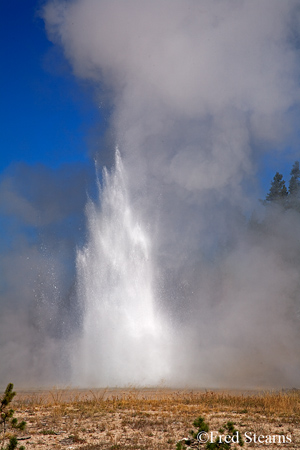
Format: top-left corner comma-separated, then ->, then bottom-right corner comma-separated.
0,162 -> 92,386
1,0 -> 300,388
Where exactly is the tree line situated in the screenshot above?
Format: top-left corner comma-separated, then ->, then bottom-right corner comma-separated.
265,161 -> 300,207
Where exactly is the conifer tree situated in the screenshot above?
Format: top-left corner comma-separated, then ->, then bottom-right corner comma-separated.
288,161 -> 300,196
265,172 -> 288,202
0,383 -> 26,450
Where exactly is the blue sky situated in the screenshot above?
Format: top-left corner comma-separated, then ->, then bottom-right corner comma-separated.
0,0 -> 104,172
0,0 -> 108,279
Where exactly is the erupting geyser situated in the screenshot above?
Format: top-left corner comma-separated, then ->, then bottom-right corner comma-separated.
73,149 -> 171,386
1,0 -> 299,389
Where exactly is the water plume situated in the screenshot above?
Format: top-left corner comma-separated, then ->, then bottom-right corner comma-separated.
73,149 -> 171,386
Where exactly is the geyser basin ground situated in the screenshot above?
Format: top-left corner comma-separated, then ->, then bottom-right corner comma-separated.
12,387 -> 300,449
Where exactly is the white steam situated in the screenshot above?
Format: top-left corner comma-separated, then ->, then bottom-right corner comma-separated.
42,0 -> 300,388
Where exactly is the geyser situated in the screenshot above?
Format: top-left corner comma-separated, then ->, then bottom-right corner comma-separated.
73,149 -> 171,386
4,0 -> 300,389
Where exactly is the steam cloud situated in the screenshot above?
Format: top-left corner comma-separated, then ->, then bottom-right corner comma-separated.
1,0 -> 300,388
0,163 -> 91,386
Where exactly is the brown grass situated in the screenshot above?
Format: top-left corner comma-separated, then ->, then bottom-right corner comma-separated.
9,388 -> 300,449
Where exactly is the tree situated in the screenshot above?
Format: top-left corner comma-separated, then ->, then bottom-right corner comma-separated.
265,172 -> 288,202
0,383 -> 26,450
288,161 -> 300,196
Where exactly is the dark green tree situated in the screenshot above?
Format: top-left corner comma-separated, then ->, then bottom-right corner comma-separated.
265,172 -> 288,202
288,161 -> 300,196
0,384 -> 26,450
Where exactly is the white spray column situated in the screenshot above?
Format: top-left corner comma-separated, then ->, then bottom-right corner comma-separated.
73,149 -> 170,386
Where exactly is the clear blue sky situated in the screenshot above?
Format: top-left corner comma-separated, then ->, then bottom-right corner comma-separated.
0,0 -> 104,172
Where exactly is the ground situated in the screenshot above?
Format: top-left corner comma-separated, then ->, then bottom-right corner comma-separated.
4,388 -> 300,449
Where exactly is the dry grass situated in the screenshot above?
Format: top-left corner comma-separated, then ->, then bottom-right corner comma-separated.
8,388 -> 300,449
